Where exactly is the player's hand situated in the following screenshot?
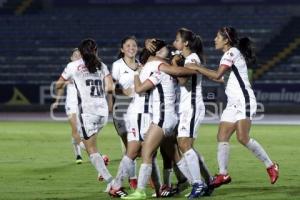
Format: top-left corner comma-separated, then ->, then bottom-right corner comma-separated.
145,38 -> 156,53
52,101 -> 59,109
171,54 -> 183,66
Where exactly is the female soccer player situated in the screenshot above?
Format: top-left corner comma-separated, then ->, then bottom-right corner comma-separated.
122,40 -> 201,200
186,26 -> 279,187
53,48 -> 85,164
56,38 -> 115,186
111,36 -> 139,190
173,28 -> 213,198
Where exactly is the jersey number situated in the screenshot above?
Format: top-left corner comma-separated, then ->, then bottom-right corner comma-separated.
86,79 -> 103,97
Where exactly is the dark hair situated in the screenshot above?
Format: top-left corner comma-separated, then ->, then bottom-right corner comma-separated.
118,36 -> 138,59
219,26 -> 256,65
139,39 -> 166,65
78,38 -> 102,73
177,28 -> 205,63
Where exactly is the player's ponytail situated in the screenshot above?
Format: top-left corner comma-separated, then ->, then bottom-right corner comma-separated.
139,39 -> 166,65
78,38 -> 102,73
177,28 -> 205,63
190,34 -> 206,64
238,37 -> 256,65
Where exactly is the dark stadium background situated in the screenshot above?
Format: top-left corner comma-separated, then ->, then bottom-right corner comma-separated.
0,0 -> 300,118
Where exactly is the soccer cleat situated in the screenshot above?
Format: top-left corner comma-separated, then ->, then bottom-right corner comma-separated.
76,155 -> 83,164
109,187 -> 128,198
188,182 -> 207,199
129,178 -> 138,190
159,184 -> 175,197
121,189 -> 146,200
267,163 -> 279,184
212,174 -> 231,188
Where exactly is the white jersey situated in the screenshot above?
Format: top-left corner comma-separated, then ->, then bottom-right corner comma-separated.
145,60 -> 177,134
178,53 -> 204,113
146,61 -> 177,115
111,58 -> 137,135
61,58 -> 110,116
112,58 -> 136,93
220,47 -> 255,102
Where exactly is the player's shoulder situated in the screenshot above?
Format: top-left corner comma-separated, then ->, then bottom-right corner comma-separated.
101,61 -> 108,68
112,58 -> 125,68
67,58 -> 84,68
185,53 -> 200,64
226,47 -> 240,57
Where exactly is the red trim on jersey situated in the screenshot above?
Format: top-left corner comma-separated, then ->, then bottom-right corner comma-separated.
146,79 -> 155,87
220,64 -> 231,68
60,75 -> 68,81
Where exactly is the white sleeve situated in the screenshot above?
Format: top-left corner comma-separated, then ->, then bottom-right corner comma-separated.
111,62 -> 120,81
61,63 -> 73,80
220,50 -> 235,67
101,63 -> 111,77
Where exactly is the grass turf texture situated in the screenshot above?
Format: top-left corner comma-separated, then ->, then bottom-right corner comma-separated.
0,121 -> 299,200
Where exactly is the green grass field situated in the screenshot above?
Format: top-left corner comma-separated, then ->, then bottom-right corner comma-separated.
0,121 -> 300,200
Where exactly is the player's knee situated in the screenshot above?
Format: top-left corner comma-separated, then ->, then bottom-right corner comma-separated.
217,132 -> 229,142
126,151 -> 138,160
178,140 -> 192,153
237,135 -> 249,145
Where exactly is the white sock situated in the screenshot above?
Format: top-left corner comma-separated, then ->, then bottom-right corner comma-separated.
129,159 -> 137,180
163,168 -> 173,187
90,153 -> 113,183
151,157 -> 162,192
137,163 -> 152,190
72,138 -> 81,157
176,157 -> 193,184
183,149 -> 202,184
245,138 -> 273,168
112,155 -> 133,189
218,142 -> 230,175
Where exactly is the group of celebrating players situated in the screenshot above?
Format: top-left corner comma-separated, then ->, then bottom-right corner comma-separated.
54,26 -> 279,199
